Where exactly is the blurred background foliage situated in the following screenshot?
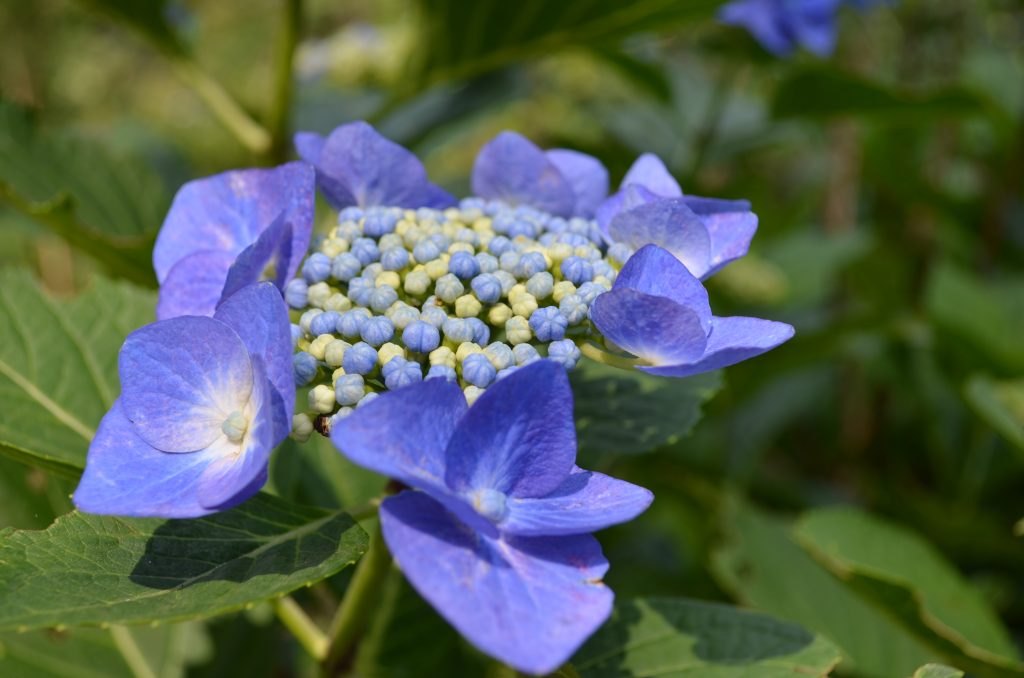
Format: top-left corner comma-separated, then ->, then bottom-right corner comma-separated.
1,0 -> 1023,676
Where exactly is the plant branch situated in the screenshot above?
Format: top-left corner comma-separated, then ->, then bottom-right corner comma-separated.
273,596 -> 329,661
268,0 -> 303,163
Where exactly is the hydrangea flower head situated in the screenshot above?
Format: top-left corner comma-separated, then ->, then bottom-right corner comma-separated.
590,244 -> 794,377
331,360 -> 653,673
153,162 -> 315,320
597,153 -> 757,280
74,283 -> 294,517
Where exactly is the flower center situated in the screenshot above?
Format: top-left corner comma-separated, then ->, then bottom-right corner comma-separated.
221,410 -> 249,443
470,488 -> 508,523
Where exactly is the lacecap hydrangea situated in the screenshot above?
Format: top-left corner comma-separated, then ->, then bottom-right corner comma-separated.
287,122 -> 793,439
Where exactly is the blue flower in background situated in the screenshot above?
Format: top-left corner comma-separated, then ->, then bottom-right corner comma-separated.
472,131 -> 609,218
597,153 -> 758,280
153,162 -> 315,320
295,121 -> 456,209
331,361 -> 652,674
74,283 -> 294,517
590,245 -> 794,377
719,0 -> 888,57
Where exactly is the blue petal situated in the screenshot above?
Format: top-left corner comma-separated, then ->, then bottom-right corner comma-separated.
156,250 -> 234,321
296,122 -> 455,209
501,467 -> 653,537
621,153 -> 682,198
119,316 -> 253,453
197,358 -> 274,509
380,491 -> 613,675
789,0 -> 842,56
614,244 -> 712,334
219,215 -> 293,301
471,131 -> 576,217
609,199 -> 713,279
596,183 -> 662,236
330,377 -> 466,492
153,162 -> 314,284
590,288 -> 708,366
703,209 -> 758,278
640,316 -> 795,377
445,360 -> 576,499
719,0 -> 796,56
74,400 -> 217,518
214,282 -> 295,442
546,149 -> 609,218
681,195 -> 751,215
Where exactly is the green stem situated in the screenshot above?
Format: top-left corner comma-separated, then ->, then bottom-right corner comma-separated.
273,596 -> 329,661
322,521 -> 392,674
268,0 -> 303,163
169,57 -> 272,155
578,341 -> 643,371
109,626 -> 157,678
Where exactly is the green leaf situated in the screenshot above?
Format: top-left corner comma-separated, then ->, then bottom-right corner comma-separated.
0,269 -> 155,476
913,664 -> 965,678
794,507 -> 1024,676
711,497 -> 940,678
772,68 -> 990,120
572,597 -> 842,677
408,0 -> 721,90
0,100 -> 167,285
73,0 -> 185,56
965,374 -> 1024,454
571,361 -> 721,456
0,493 -> 368,631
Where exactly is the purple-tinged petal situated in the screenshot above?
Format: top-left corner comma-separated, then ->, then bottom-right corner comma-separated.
719,0 -> 795,56
380,491 -> 613,675
789,0 -> 843,56
330,377 -> 466,492
546,149 -> 609,218
73,400 -> 216,518
156,250 -> 235,321
681,195 -> 751,215
614,244 -> 711,334
153,162 -> 314,284
590,288 -> 708,366
445,360 -> 576,499
609,199 -> 713,279
621,153 -> 682,198
197,359 -> 274,510
299,121 -> 455,209
640,316 -> 795,378
501,468 -> 653,537
595,191 -> 623,236
119,316 -> 253,453
704,210 -> 758,278
219,216 -> 292,302
214,282 -> 295,442
472,132 -> 576,217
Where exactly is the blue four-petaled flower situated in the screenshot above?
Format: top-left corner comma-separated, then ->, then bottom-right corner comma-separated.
331,360 -> 653,675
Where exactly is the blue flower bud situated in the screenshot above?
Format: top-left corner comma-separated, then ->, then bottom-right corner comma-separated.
347,277 -> 375,306
331,252 -> 363,281
387,303 -> 420,330
525,272 -> 554,299
381,247 -> 410,271
290,323 -> 303,348
483,341 -> 514,370
301,252 -> 332,283
475,252 -> 499,273
495,365 -> 520,381
560,256 -> 594,285
429,232 -> 451,251
403,320 -> 441,353
360,315 -> 394,347
547,339 -> 581,369
293,352 -> 319,385
356,392 -> 379,408
592,260 -> 615,280
461,353 -> 496,387
470,273 -> 502,304
514,252 -> 547,279
412,239 -> 441,264
426,364 -> 457,381
339,206 -> 363,223
558,293 -> 587,325
488,235 -> 513,255
379,232 -> 403,251
384,358 -> 423,390
335,373 -> 366,406
442,317 -> 475,344
363,212 -> 397,237
435,274 -> 465,304
607,242 -> 634,266
337,308 -> 370,338
351,238 -> 381,265
342,341 -> 378,375
381,355 -> 405,378
449,251 -> 481,279
466,317 -> 490,345
512,343 -> 540,366
498,251 -> 520,273
369,285 -> 399,313
310,310 -> 342,337
547,217 -> 567,233
285,278 -> 308,308
576,281 -> 605,304
493,270 -> 517,295
419,304 -> 447,329
529,307 -> 568,341
507,219 -> 537,239
336,222 -> 361,242
556,232 -> 589,248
